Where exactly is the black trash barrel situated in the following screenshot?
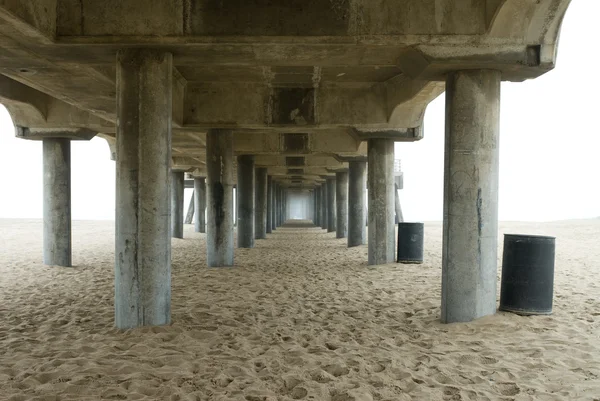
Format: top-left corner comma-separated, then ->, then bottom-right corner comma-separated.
397,222 -> 424,264
500,234 -> 556,315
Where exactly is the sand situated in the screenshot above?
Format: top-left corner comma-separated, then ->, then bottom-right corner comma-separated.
0,218 -> 599,401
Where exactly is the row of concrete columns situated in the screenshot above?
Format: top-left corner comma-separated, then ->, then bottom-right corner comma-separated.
311,160 -> 366,249
311,139 -> 394,266
39,49 -> 500,328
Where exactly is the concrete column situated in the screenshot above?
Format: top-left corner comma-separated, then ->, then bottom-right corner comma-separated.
185,191 -> 194,224
327,177 -> 337,233
237,155 -> 255,248
115,49 -> 172,328
43,138 -> 72,267
348,161 -> 367,247
336,171 -> 348,239
277,186 -> 283,226
171,171 -> 184,239
233,185 -> 237,227
266,176 -> 273,234
206,129 -> 234,267
321,182 -> 328,229
194,177 -> 206,233
283,189 -> 288,222
368,139 -> 395,265
255,168 -> 268,239
314,187 -> 320,226
441,70 -> 501,323
272,183 -> 278,231
307,191 -> 315,221
316,189 -> 320,225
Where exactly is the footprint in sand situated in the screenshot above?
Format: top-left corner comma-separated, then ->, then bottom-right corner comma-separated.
442,386 -> 461,401
497,382 -> 520,396
479,356 -> 498,365
290,386 -> 308,399
323,363 -> 350,377
369,363 -> 385,373
309,369 -> 336,383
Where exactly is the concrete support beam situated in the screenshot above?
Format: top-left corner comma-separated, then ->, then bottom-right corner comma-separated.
171,171 -> 184,239
321,182 -> 328,230
266,176 -> 273,234
42,138 -> 72,267
237,155 -> 255,248
441,70 -> 501,323
194,177 -> 206,233
348,160 -> 367,247
185,191 -> 194,225
336,171 -> 349,239
206,129 -> 234,267
255,168 -> 268,239
115,49 -> 172,329
327,177 -> 337,233
368,139 -> 395,265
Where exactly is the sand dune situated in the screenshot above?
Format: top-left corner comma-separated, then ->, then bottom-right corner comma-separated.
0,219 -> 599,400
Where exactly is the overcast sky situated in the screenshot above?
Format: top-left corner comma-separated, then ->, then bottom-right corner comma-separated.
0,2 -> 597,222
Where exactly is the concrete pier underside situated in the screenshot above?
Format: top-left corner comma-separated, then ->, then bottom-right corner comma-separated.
1,1 -> 571,327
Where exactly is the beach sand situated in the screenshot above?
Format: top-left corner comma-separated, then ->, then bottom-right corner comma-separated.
0,218 -> 598,401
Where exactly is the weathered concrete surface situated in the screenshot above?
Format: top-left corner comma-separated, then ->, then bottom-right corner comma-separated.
282,188 -> 287,224
42,138 -> 71,267
3,1 -> 571,189
194,177 -> 206,233
171,171 -> 184,239
327,177 -> 337,233
237,155 -> 255,248
255,167 -> 268,239
441,70 -> 501,324
314,186 -> 321,226
336,171 -> 349,239
206,129 -> 234,267
271,182 -> 278,231
266,175 -> 273,234
115,49 -> 172,329
368,139 -> 395,265
280,185 -> 284,226
348,160 -> 367,247
321,183 -> 328,230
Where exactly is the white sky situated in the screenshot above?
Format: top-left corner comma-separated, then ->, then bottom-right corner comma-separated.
0,2 -> 598,222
